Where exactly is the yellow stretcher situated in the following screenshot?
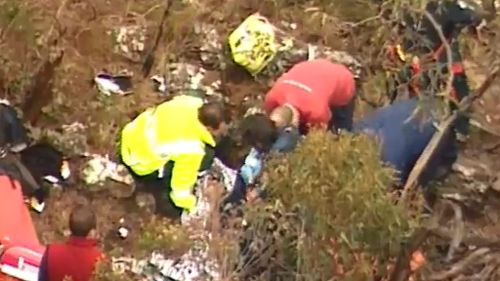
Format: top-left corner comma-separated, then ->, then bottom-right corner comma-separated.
228,13 -> 281,76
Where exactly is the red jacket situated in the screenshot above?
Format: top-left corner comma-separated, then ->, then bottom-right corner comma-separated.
264,59 -> 355,128
39,237 -> 103,281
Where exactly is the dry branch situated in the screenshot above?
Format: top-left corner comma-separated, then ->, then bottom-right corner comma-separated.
400,65 -> 500,202
428,248 -> 491,280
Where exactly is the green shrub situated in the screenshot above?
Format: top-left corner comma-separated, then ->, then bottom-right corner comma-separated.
260,130 -> 418,280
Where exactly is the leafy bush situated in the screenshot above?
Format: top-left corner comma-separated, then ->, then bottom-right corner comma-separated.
258,130 -> 418,280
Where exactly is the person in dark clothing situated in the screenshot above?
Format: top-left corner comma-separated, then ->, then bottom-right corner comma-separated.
353,98 -> 458,187
0,102 -> 69,204
387,0 -> 483,141
0,101 -> 29,153
38,207 -> 103,281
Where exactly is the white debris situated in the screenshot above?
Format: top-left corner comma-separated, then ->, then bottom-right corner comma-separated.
244,107 -> 265,117
452,163 -> 477,179
165,63 -> 222,98
118,227 -> 129,239
112,245 -> 220,281
113,25 -> 147,59
181,158 -> 237,226
260,42 -> 363,80
62,122 -> 86,133
81,154 -> 133,185
151,75 -> 167,94
194,23 -> 223,66
94,73 -> 133,96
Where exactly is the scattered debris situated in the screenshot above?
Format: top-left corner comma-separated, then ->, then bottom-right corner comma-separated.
27,197 -> 45,213
260,43 -> 363,80
244,106 -> 265,117
181,158 -> 237,226
151,75 -> 167,94
165,63 -> 222,97
112,241 -> 220,281
452,163 -> 477,179
94,73 -> 133,96
111,160 -> 235,281
81,154 -> 134,186
193,23 -> 223,67
118,227 -> 129,239
111,25 -> 146,59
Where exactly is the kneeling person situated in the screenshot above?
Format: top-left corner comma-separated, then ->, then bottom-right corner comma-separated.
265,59 -> 356,133
119,95 -> 228,217
354,98 -> 458,187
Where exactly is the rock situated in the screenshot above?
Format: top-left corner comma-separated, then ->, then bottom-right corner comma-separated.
491,176 -> 500,192
135,193 -> 155,210
109,181 -> 135,199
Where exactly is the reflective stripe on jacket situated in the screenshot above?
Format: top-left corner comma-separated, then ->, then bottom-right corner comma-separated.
120,95 -> 215,210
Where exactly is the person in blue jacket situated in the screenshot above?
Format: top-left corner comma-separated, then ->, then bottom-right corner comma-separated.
353,98 -> 458,187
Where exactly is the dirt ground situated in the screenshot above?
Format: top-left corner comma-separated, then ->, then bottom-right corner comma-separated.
1,0 -> 500,277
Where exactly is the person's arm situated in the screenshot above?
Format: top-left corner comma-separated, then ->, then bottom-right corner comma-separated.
38,248 -> 49,281
307,109 -> 330,131
169,154 -> 204,212
263,90 -> 280,114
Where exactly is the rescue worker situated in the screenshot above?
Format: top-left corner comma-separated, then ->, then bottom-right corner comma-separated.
353,98 -> 458,187
387,0 -> 484,141
38,206 -> 103,281
264,59 -> 356,133
119,95 -> 228,218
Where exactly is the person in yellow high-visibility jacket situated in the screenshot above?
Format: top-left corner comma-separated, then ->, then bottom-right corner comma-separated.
119,95 -> 228,217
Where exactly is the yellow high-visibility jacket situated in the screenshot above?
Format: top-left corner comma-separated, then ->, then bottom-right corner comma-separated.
120,95 -> 215,212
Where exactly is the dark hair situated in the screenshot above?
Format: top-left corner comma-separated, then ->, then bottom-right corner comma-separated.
199,101 -> 226,130
239,113 -> 278,152
69,206 -> 96,237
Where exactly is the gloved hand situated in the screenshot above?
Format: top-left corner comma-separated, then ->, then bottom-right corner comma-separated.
271,127 -> 300,153
240,148 -> 262,185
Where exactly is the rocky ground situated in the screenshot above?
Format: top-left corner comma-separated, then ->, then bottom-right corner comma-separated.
0,0 -> 499,279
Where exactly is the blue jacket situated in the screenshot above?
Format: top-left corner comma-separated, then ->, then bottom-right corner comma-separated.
353,99 -> 457,186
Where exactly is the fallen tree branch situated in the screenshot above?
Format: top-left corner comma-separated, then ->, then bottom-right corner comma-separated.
400,65 -> 500,203
428,248 -> 491,280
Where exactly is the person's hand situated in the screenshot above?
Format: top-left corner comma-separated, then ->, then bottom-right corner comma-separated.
245,186 -> 261,204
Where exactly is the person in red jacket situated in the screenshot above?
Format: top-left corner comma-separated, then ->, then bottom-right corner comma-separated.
38,206 -> 103,281
264,59 -> 356,133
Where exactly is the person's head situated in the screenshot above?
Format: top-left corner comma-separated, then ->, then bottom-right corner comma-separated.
69,206 -> 96,238
269,104 -> 295,129
239,113 -> 278,153
199,101 -> 229,140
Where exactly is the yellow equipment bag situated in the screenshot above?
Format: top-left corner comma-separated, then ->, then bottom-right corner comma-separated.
228,13 -> 279,76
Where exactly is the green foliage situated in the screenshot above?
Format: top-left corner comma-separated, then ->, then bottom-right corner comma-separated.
262,130 -> 418,280
136,216 -> 192,257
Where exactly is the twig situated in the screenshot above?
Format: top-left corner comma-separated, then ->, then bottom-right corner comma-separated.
420,10 -> 454,102
446,201 -> 464,261
400,66 -> 500,202
470,118 -> 500,138
44,0 -> 68,44
428,248 -> 491,280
